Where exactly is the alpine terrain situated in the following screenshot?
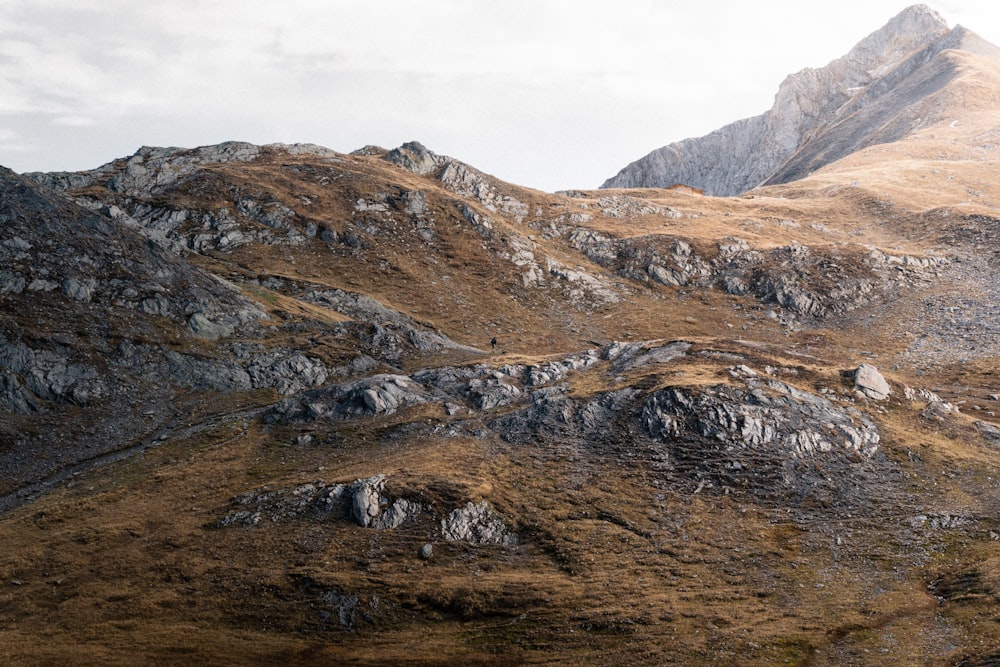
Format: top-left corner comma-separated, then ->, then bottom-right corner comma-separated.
3,4 -> 1000,665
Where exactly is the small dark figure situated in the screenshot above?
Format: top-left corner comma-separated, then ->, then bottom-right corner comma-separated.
490,336 -> 497,352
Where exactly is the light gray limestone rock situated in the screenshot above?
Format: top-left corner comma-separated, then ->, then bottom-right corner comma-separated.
854,364 -> 891,400
441,501 -> 517,545
602,6 -> 953,194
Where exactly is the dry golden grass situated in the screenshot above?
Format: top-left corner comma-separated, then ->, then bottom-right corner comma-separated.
4,343 -> 999,664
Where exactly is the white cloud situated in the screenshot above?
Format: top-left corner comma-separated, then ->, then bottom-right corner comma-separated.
51,115 -> 98,127
0,128 -> 34,152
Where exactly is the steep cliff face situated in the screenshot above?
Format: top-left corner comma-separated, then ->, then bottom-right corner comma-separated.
602,5 -> 976,195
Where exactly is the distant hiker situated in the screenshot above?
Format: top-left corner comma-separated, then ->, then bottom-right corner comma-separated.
490,336 -> 497,352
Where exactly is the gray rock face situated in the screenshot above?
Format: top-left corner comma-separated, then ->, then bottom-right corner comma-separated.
23,142 -> 261,197
622,366 -> 889,506
62,277 -> 97,302
613,341 -> 691,373
0,166 -> 288,492
975,420 -> 1000,446
641,375 -> 881,460
0,371 -> 37,414
0,270 -> 26,295
438,161 -> 529,220
221,476 -> 516,547
350,474 -> 422,530
271,374 -> 429,422
304,288 -> 480,357
602,6 -> 959,194
243,350 -> 328,396
219,475 -> 421,531
25,143 -> 344,258
155,344 -> 327,395
322,590 -> 360,628
484,360 -> 888,507
358,376 -> 426,415
526,350 -> 601,386
384,141 -> 529,220
374,498 -> 422,530
854,364 -> 891,400
493,384 -> 640,444
273,347 -> 612,426
188,312 -> 234,340
0,333 -> 105,410
164,350 -> 253,391
28,141 -> 342,196
441,501 -> 517,545
567,228 -> 942,319
467,377 -> 523,410
108,143 -> 262,197
385,141 -> 445,175
351,475 -> 387,528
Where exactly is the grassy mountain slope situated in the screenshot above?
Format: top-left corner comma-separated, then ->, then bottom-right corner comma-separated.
1,118 -> 1000,664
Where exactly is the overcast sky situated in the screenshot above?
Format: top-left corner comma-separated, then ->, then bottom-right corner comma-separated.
1,1 -> 998,191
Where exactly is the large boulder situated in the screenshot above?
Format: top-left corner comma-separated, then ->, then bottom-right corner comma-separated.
441,501 -> 517,545
855,364 -> 891,400
351,475 -> 387,528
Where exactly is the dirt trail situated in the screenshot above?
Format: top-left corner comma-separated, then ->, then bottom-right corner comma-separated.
0,403 -> 270,515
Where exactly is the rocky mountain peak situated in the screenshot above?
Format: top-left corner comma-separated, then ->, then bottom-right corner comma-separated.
384,140 -> 446,175
838,4 -> 948,76
875,4 -> 947,39
842,5 -> 946,69
601,5 -> 984,195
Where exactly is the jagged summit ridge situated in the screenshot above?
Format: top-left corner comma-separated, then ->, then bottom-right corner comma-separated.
600,4 -> 989,195
844,4 -> 948,75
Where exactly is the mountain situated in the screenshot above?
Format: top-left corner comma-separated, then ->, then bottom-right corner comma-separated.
602,4 -> 1000,195
4,8 -> 1000,666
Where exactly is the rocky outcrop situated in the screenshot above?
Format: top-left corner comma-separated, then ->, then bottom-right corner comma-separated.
27,142 -> 264,197
975,420 -> 1000,446
350,475 -> 421,530
610,340 -> 691,373
491,357 -> 886,508
271,374 -> 430,423
0,168 -> 265,336
467,376 -> 523,411
0,168 -> 269,422
602,6 -> 959,194
441,501 -> 517,545
385,141 -> 446,175
642,373 -> 880,459
219,475 -> 516,543
25,143 -> 346,256
0,334 -> 106,411
160,345 -> 327,395
303,288 -> 480,356
854,364 -> 891,400
635,366 -> 885,505
271,347 -> 611,426
218,482 -> 345,527
567,229 -> 943,319
903,384 -> 960,421
219,475 -> 421,530
243,349 -> 328,396
384,141 -> 530,221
